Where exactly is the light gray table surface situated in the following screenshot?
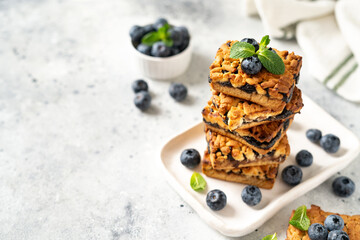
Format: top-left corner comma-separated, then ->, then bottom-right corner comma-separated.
0,0 -> 359,239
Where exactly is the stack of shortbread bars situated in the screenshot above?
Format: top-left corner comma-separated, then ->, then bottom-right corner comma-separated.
201,40 -> 303,189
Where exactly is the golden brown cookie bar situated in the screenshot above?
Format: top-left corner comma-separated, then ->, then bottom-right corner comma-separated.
209,87 -> 303,130
202,107 -> 293,154
209,40 -> 302,110
202,151 -> 279,189
286,205 -> 360,240
206,127 -> 290,169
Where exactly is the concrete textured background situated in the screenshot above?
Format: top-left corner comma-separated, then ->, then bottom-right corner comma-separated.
0,0 -> 359,239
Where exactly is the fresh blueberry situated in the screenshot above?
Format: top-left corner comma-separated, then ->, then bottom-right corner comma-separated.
306,129 -> 322,143
143,24 -> 155,35
129,25 -> 145,45
241,56 -> 262,75
206,189 -> 227,211
268,47 -> 277,54
175,26 -> 190,51
170,47 -> 180,56
180,148 -> 200,168
241,185 -> 262,206
168,28 -> 183,47
327,230 -> 349,240
320,134 -> 340,153
324,215 -> 344,231
332,176 -> 355,197
176,26 -> 190,39
240,38 -> 259,52
134,91 -> 151,111
169,83 -> 187,102
151,42 -> 171,57
179,37 -> 190,51
281,165 -> 303,186
132,79 -> 148,93
153,18 -> 168,30
136,44 -> 151,55
307,223 -> 328,240
296,150 -> 313,167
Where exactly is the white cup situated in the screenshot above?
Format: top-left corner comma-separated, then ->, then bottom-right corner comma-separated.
132,42 -> 192,80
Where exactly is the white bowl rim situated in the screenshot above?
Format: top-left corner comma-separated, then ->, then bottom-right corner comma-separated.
131,40 -> 192,62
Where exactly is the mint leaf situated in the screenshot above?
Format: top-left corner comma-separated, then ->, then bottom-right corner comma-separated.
162,38 -> 173,47
142,32 -> 161,46
158,23 -> 170,39
230,41 -> 255,59
190,172 -> 206,191
260,35 -> 270,47
289,205 -> 310,231
261,233 -> 277,240
258,49 -> 285,75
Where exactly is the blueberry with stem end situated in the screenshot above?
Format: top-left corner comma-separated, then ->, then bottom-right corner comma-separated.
206,189 -> 227,211
241,185 -> 262,206
324,215 -> 344,231
281,165 -> 302,186
332,176 -> 355,197
180,148 -> 200,168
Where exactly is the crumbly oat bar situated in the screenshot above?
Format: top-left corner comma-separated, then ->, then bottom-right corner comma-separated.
202,151 -> 279,189
209,40 -> 302,110
286,205 -> 360,240
205,127 -> 289,169
202,106 -> 293,154
209,87 -> 303,130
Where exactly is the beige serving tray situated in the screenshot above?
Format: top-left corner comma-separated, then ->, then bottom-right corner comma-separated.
160,94 -> 360,237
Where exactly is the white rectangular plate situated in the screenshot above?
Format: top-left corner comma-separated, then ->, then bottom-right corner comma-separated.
160,94 -> 360,237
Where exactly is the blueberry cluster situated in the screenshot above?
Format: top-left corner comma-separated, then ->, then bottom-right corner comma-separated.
132,79 -> 151,111
307,215 -> 349,240
132,80 -> 188,111
306,129 -> 340,153
130,18 -> 190,58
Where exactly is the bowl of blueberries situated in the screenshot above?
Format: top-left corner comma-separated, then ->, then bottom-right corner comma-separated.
129,18 -> 192,80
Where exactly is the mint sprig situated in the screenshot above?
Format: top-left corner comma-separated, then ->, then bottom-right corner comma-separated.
141,24 -> 173,47
261,233 -> 277,240
289,205 -> 311,231
190,172 -> 206,191
229,35 -> 285,75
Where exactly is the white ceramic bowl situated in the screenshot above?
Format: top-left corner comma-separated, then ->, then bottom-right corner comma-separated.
132,42 -> 192,80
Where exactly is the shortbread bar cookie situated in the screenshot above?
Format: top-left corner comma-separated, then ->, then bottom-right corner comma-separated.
209,87 -> 303,130
206,127 -> 289,169
209,40 -> 302,110
286,205 -> 360,240
203,109 -> 293,154
202,151 -> 279,189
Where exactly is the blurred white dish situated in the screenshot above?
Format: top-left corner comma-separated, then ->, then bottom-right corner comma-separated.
132,42 -> 192,80
160,94 -> 360,237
